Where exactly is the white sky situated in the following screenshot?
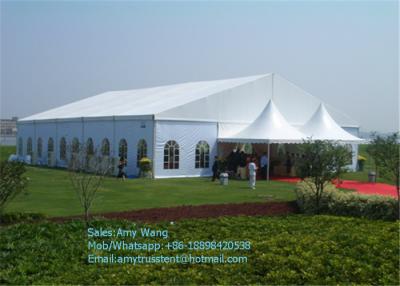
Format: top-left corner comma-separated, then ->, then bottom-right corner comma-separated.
1,1 -> 398,132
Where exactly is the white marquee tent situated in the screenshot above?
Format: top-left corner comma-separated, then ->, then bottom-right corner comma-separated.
219,100 -> 306,144
300,103 -> 364,143
17,73 -> 363,178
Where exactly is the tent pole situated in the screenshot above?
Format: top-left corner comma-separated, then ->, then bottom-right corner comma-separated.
267,143 -> 270,181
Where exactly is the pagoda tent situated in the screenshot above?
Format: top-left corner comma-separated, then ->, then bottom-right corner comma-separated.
300,104 -> 364,143
219,100 -> 307,179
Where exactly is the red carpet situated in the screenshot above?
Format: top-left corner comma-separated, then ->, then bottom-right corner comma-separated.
337,180 -> 398,198
271,177 -> 398,198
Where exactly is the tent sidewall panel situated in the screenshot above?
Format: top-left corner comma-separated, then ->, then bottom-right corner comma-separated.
154,120 -> 218,178
114,119 -> 154,177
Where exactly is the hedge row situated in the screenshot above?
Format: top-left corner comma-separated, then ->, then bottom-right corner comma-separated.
1,215 -> 399,284
0,212 -> 46,224
295,180 -> 399,220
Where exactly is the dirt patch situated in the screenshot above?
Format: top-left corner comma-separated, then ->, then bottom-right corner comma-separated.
51,201 -> 297,223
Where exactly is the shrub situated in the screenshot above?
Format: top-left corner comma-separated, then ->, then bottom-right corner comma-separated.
0,161 -> 28,213
0,216 -> 398,284
0,212 -> 46,224
139,157 -> 152,172
358,155 -> 367,161
295,179 -> 398,220
296,140 -> 352,212
295,179 -> 336,214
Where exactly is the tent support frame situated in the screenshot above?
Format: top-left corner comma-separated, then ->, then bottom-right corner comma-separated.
267,143 -> 270,181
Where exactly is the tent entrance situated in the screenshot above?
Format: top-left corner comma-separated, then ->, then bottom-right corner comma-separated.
217,142 -> 302,179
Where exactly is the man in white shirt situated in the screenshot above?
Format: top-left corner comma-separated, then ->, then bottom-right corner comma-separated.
260,152 -> 268,180
248,158 -> 257,190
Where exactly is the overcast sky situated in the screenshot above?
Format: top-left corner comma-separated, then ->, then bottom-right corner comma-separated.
1,0 -> 398,132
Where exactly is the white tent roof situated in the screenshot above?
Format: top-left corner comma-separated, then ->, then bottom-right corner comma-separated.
20,74 -> 266,121
300,104 -> 364,142
219,100 -> 306,143
20,73 -> 359,130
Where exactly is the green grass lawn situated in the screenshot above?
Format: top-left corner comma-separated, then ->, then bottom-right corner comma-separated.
1,215 -> 398,284
0,145 -> 15,161
342,144 -> 392,184
6,166 -> 296,217
2,144 -> 394,217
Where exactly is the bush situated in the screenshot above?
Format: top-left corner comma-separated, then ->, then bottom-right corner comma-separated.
357,155 -> 366,171
0,212 -> 46,224
0,216 -> 398,284
139,157 -> 152,172
295,179 -> 336,214
0,161 -> 28,213
295,179 -> 398,220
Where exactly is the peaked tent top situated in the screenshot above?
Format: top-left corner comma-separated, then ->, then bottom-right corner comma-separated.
219,100 -> 307,143
300,104 -> 363,142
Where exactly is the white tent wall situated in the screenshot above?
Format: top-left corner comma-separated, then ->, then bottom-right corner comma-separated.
113,119 -> 154,177
60,118 -> 154,176
343,126 -> 360,171
34,122 -> 57,165
154,120 -> 218,178
56,120 -> 86,167
16,122 -> 35,158
17,118 -> 154,177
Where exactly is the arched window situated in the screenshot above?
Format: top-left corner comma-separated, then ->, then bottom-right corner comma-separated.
60,137 -> 66,160
164,140 -> 179,169
47,138 -> 55,166
72,138 -> 80,154
37,138 -> 43,158
119,139 -> 128,159
48,138 -> 54,153
101,138 -> 110,156
195,141 -> 210,168
27,137 -> 33,156
86,138 -> 94,156
137,139 -> 147,167
18,137 -> 23,156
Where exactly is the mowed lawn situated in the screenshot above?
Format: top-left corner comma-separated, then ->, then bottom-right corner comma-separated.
6,166 -> 296,217
2,143 -> 391,217
342,144 -> 392,184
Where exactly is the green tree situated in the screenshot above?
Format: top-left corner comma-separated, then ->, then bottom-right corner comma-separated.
296,140 -> 352,213
333,144 -> 353,184
0,161 -> 28,213
367,133 -> 400,200
67,142 -> 113,226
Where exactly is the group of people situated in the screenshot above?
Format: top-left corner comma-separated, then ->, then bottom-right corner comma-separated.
226,150 -> 270,180
212,150 -> 270,190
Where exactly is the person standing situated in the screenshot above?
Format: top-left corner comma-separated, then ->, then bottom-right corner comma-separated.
117,157 -> 127,181
212,156 -> 219,181
285,152 -> 292,176
260,152 -> 268,179
248,158 -> 257,190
